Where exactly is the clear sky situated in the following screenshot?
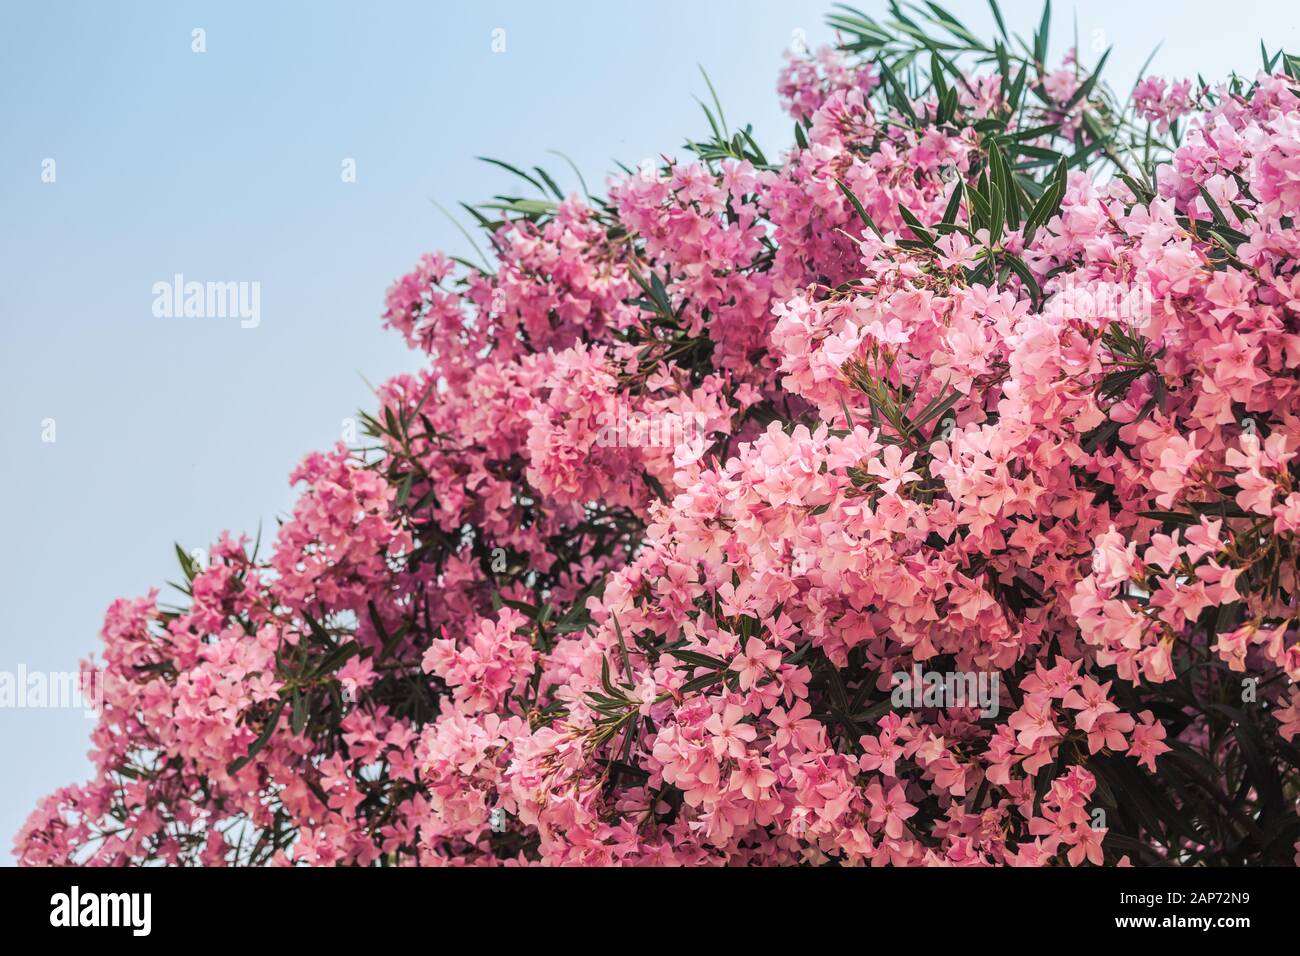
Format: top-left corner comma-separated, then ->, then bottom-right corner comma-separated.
2,0 -> 1296,860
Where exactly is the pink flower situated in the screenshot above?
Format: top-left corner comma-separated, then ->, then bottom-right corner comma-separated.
704,704 -> 758,759
866,444 -> 920,495
866,782 -> 918,839
22,20 -> 1300,872
729,637 -> 782,691
1062,678 -> 1119,733
1067,824 -> 1106,866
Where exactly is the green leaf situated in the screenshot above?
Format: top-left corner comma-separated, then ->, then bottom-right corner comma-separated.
1003,254 -> 1042,304
1023,158 -> 1067,243
679,671 -> 725,695
476,156 -> 547,195
1197,184 -> 1231,230
941,178 -> 964,225
987,173 -> 1004,245
1033,0 -> 1051,66
897,204 -> 937,247
301,613 -> 334,649
666,648 -> 730,670
611,614 -> 634,683
642,469 -> 669,503
1262,41 -> 1282,74
477,198 -> 558,218
922,2 -> 986,50
383,404 -> 403,441
876,58 -> 917,123
987,0 -> 1008,41
1137,510 -> 1198,527
290,689 -> 308,735
174,543 -> 197,582
698,64 -> 729,138
989,142 -> 1020,229
930,51 -> 949,103
1006,60 -> 1028,113
912,385 -> 963,433
835,177 -> 884,239
937,85 -> 959,125
599,654 -> 625,698
227,698 -> 287,775
313,640 -> 360,678
1064,48 -> 1110,109
532,166 -> 565,201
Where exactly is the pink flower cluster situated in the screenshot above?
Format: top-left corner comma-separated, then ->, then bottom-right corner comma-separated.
17,22 -> 1300,867
1134,76 -> 1197,134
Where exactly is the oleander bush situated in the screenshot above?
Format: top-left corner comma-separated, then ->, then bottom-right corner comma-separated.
18,1 -> 1300,866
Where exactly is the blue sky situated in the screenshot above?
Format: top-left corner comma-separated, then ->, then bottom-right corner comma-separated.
2,0 -> 1295,859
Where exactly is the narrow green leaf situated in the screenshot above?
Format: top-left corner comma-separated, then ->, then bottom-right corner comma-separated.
1034,0 -> 1052,66
835,177 -> 884,239
227,698 -> 287,775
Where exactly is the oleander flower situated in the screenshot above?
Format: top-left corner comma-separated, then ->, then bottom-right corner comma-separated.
17,3 -> 1300,868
